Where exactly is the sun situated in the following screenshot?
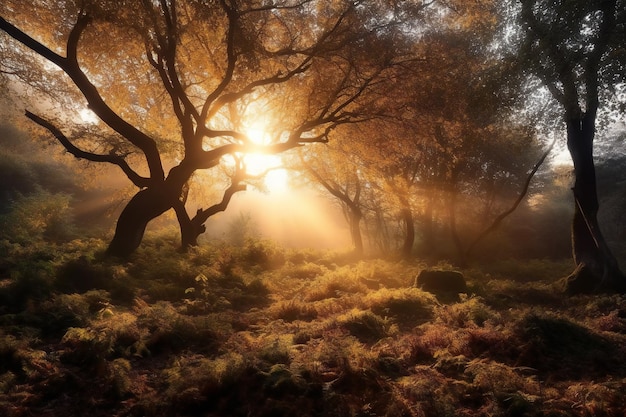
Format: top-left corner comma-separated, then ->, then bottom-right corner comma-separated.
244,126 -> 289,193
79,108 -> 99,124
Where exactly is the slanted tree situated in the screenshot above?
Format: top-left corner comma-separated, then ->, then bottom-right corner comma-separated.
516,0 -> 626,293
0,0 -> 410,257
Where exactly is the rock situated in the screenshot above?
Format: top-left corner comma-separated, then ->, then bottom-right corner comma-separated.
414,269 -> 467,295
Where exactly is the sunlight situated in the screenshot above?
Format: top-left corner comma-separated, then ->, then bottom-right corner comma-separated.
79,108 -> 99,124
244,125 -> 289,193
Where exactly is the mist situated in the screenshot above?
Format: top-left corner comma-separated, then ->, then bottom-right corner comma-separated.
201,188 -> 353,250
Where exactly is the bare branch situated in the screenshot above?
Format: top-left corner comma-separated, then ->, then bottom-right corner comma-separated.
0,14 -> 166,183
25,110 -> 152,188
465,136 -> 556,257
200,59 -> 312,125
199,0 -> 239,122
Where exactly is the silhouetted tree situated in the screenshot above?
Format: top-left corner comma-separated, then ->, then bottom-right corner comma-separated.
0,0 -> 419,257
516,0 -> 626,292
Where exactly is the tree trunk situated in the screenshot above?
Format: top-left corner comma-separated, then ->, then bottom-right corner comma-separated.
563,112 -> 625,293
420,191 -> 435,256
447,189 -> 466,266
106,187 -> 175,257
349,211 -> 364,256
400,205 -> 415,259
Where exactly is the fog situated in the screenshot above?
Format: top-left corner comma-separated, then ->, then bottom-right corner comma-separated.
201,188 -> 352,250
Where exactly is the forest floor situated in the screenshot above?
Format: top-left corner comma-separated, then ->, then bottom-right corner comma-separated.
1,236 -> 626,417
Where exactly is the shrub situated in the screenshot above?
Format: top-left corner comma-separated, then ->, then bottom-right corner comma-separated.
0,334 -> 26,377
516,313 -> 621,379
281,262 -> 327,280
136,301 -> 227,355
60,327 -> 113,367
481,259 -> 572,283
465,358 -> 539,394
365,288 -> 436,330
242,238 -> 285,270
337,310 -> 389,344
184,272 -> 269,313
163,353 -> 246,409
351,259 -> 419,289
270,300 -> 318,322
36,293 -> 93,337
304,267 -> 367,302
108,358 -> 132,399
55,257 -> 110,293
434,295 -> 500,328
0,259 -> 55,313
258,337 -> 292,365
93,311 -> 144,357
0,191 -> 75,244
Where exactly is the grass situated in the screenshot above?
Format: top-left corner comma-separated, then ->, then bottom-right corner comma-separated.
1,238 -> 626,416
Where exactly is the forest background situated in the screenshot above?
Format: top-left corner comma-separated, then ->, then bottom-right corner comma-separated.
1,1 -> 626,416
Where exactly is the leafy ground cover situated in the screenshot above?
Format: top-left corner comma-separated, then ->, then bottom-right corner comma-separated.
1,237 -> 626,416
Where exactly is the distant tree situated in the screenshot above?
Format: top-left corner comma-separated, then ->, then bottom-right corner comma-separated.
516,0 -> 626,293
350,4 -> 547,263
299,143 -> 366,256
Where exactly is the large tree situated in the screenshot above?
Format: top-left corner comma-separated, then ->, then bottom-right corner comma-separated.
0,0 -> 413,257
516,0 -> 626,293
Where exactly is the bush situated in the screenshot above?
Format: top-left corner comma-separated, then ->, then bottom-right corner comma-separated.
60,327 -> 114,367
365,288 -> 436,330
516,313 -> 621,379
0,191 -> 75,244
338,310 -> 389,344
270,300 -> 318,322
434,295 -> 500,328
163,352 -> 246,412
481,259 -> 572,283
56,257 -> 110,293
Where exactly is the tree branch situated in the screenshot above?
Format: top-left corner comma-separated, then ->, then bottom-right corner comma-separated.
0,14 -> 165,183
465,136 -> 556,257
25,110 -> 152,188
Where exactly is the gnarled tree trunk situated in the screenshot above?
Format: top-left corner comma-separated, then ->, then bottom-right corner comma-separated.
106,187 -> 175,257
563,111 -> 625,293
106,164 -> 193,258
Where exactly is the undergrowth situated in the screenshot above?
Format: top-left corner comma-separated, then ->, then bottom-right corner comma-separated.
1,238 -> 626,416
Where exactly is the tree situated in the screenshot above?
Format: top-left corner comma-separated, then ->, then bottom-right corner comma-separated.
299,143 -> 367,256
350,4 -> 547,263
516,0 -> 626,293
0,0 -> 410,257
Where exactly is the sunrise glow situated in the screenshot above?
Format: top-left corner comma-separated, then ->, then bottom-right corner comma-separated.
79,108 -> 99,124
244,125 -> 289,193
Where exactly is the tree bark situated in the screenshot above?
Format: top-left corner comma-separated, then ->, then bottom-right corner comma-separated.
349,211 -> 364,256
106,187 -> 175,257
563,112 -> 626,293
176,182 -> 246,250
106,164 -> 193,257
